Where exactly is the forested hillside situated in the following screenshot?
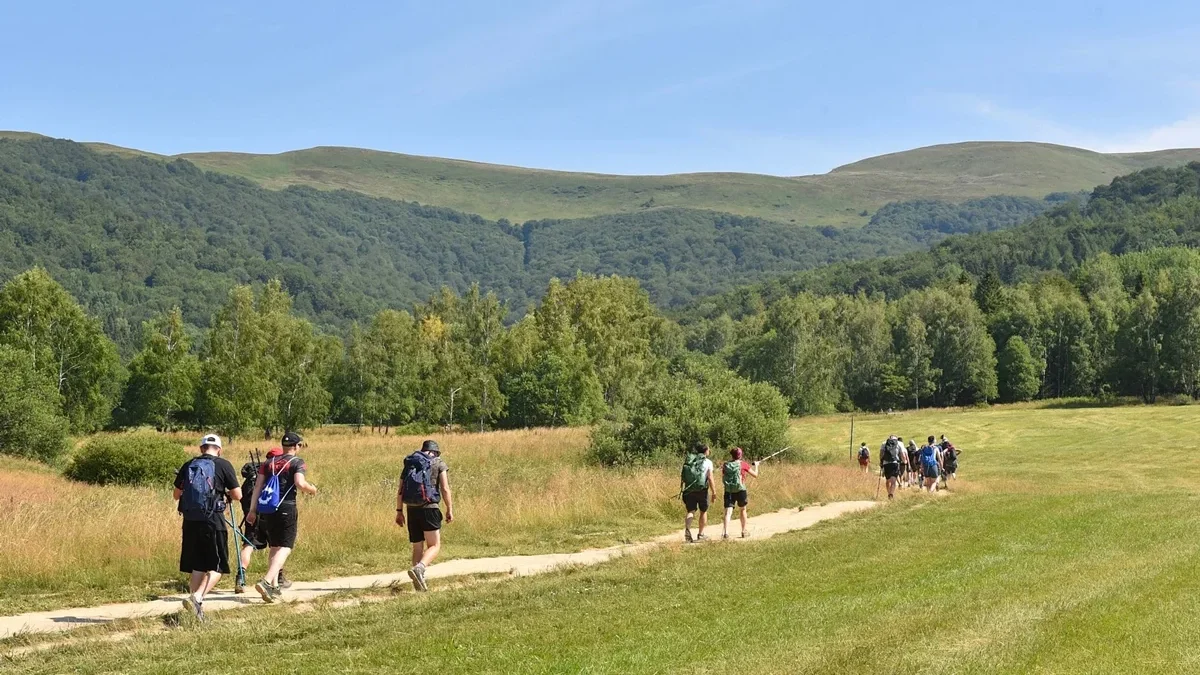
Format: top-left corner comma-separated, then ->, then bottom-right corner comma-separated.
0,138 -> 1055,349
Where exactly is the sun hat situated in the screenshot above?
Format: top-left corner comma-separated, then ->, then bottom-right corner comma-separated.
421,439 -> 441,455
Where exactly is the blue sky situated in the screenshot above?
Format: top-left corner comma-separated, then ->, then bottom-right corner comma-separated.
3,0 -> 1200,175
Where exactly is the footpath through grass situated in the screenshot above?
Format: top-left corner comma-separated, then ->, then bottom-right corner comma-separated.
7,403 -> 1200,673
0,426 -> 865,615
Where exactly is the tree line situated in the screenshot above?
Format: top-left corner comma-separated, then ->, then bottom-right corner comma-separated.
1,137 -> 1057,352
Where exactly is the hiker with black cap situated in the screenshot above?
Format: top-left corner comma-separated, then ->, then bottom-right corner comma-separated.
680,442 -> 717,543
173,433 -> 241,621
235,447 -> 291,594
721,447 -> 759,539
247,431 -> 318,603
396,439 -> 454,592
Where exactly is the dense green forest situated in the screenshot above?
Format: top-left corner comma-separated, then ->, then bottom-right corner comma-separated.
5,160 -> 1200,468
1,138 -> 1058,351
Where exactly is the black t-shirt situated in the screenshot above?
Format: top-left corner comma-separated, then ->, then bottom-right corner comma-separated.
174,455 -> 240,526
258,454 -> 307,505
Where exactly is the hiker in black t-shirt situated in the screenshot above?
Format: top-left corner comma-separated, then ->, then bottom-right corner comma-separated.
235,448 -> 291,593
247,431 -> 318,603
173,434 -> 241,622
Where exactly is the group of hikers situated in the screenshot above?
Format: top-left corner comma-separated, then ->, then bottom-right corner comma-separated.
858,434 -> 960,498
171,433 -> 452,621
679,443 -> 761,542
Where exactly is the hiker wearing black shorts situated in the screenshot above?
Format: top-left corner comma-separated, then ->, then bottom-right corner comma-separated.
879,436 -> 902,500
248,431 -> 318,603
235,448 -> 289,594
721,447 -> 759,539
681,443 -> 717,543
173,434 -> 241,621
906,439 -> 920,488
396,440 -> 454,592
940,437 -> 960,485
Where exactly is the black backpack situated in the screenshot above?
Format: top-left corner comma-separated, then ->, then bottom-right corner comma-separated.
881,440 -> 900,464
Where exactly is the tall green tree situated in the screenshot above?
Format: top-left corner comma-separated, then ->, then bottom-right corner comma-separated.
0,268 -> 121,432
0,345 -> 69,462
258,280 -> 335,435
197,285 -> 273,439
117,307 -> 200,429
998,336 -> 1041,402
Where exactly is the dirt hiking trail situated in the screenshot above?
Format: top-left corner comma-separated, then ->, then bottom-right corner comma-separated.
0,501 -> 876,640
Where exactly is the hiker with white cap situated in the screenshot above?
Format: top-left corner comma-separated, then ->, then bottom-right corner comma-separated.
173,434 -> 241,621
396,439 -> 454,592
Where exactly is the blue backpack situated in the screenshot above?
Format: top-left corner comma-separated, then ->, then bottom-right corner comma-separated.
920,446 -> 939,469
401,452 -> 441,506
179,457 -> 222,521
256,457 -> 297,515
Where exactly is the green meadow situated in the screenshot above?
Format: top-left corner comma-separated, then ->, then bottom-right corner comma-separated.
6,402 -> 1200,673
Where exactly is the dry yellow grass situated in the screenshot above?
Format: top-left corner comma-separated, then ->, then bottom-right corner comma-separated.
0,425 -> 870,614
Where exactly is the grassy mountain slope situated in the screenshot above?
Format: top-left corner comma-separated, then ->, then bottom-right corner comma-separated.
0,138 -> 1059,350
7,132 -> 1196,226
180,141 -> 1200,225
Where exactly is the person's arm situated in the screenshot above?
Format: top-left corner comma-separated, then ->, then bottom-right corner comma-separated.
707,468 -> 717,501
440,470 -> 454,523
294,471 -> 318,495
748,461 -> 759,479
229,486 -> 243,504
246,473 -> 266,525
173,487 -> 183,501
396,476 -> 406,526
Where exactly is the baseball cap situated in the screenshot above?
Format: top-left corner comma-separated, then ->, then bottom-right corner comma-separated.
281,431 -> 304,447
421,439 -> 441,455
200,434 -> 223,449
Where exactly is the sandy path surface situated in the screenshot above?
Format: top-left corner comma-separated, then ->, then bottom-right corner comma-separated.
0,501 -> 876,640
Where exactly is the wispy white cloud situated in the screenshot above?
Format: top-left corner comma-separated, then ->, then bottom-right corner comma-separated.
936,93 -> 1200,153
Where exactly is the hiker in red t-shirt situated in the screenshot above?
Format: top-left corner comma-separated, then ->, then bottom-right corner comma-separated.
720,447 -> 760,539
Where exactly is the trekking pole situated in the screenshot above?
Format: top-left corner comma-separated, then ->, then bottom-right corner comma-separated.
756,446 -> 792,464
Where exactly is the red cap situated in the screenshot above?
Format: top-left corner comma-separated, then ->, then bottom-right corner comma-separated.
731,447 -> 744,460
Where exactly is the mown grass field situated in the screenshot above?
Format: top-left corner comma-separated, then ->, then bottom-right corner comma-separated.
6,402 -> 1200,674
0,426 -> 864,615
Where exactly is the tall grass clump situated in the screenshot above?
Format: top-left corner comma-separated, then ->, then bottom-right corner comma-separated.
65,433 -> 190,486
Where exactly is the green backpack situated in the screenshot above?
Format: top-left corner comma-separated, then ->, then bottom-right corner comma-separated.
681,453 -> 707,492
722,460 -> 746,492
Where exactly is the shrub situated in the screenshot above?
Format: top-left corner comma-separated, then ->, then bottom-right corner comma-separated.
66,433 -> 191,486
0,345 -> 69,463
591,355 -> 789,465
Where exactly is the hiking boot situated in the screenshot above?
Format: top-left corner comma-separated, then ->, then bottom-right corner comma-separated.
684,529 -> 693,544
695,534 -> 709,542
741,531 -> 751,539
181,594 -> 203,620
254,579 -> 278,603
278,570 -> 292,589
408,563 -> 429,592
721,533 -> 729,540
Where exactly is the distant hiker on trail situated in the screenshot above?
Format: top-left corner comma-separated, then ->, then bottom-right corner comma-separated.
879,436 -> 903,500
396,439 -> 454,592
681,443 -> 717,543
235,447 -> 289,594
919,435 -> 942,492
906,439 -> 920,488
896,437 -> 909,486
857,442 -> 870,473
173,434 -> 241,622
721,447 -> 760,539
940,438 -> 960,486
248,431 -> 318,603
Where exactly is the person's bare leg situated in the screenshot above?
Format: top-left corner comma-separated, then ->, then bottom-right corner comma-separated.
739,505 -> 748,535
411,542 -> 424,567
419,529 -> 442,567
685,510 -> 695,537
202,571 -> 222,597
264,546 -> 292,586
723,507 -> 733,537
698,511 -> 708,536
240,545 -> 254,574
189,571 -> 207,598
